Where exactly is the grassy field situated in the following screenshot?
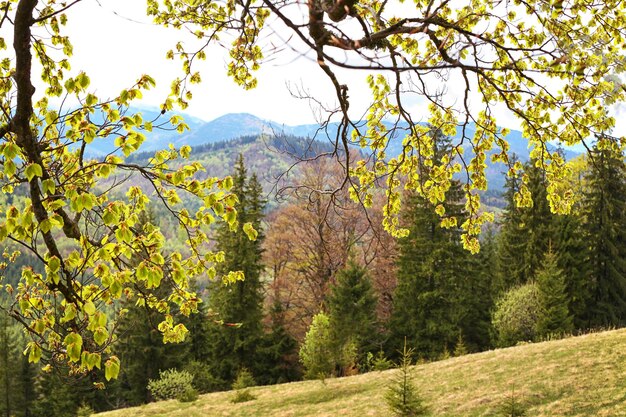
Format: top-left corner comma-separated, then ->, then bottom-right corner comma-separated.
96,329 -> 626,417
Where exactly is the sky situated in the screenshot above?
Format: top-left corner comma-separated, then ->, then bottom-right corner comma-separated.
18,0 -> 626,137
61,0 -> 363,126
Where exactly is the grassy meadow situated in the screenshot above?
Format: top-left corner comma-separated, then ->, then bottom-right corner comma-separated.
96,328 -> 626,417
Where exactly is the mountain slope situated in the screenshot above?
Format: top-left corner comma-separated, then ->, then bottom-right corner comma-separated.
96,329 -> 626,417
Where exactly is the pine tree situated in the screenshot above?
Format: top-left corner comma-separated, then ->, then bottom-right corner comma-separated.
520,160 -> 558,280
206,155 -> 266,384
326,261 -> 379,372
299,312 -> 335,380
535,249 -> 574,338
495,157 -> 528,293
552,212 -> 589,328
581,144 -> 626,328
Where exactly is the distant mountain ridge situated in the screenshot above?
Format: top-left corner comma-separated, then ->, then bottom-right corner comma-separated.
86,109 -> 582,191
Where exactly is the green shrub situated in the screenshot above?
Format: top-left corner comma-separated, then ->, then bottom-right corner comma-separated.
232,368 -> 256,390
76,404 -> 94,417
183,361 -> 223,393
364,350 -> 393,372
453,333 -> 468,357
492,283 -> 542,347
147,369 -> 195,401
497,387 -> 527,417
177,386 -> 199,403
231,368 -> 257,403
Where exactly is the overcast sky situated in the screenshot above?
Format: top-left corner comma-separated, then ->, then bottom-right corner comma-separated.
60,0 -> 369,126
21,0 -> 626,137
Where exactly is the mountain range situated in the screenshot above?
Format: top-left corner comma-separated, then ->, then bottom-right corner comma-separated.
86,109 -> 582,191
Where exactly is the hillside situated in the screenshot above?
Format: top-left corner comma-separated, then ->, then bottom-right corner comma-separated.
95,329 -> 626,417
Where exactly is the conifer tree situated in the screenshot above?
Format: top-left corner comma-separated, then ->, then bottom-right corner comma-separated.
552,212 -> 589,328
495,158 -> 528,293
299,312 -> 335,380
0,307 -> 36,417
581,143 -> 626,328
255,301 -> 300,385
520,161 -> 558,280
535,249 -> 574,338
207,155 -> 265,384
389,129 -> 491,358
496,158 -> 558,291
326,262 -> 379,371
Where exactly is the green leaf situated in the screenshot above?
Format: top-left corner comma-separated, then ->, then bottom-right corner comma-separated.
64,333 -> 83,363
61,303 -> 76,324
3,143 -> 19,159
104,356 -> 120,381
243,222 -> 258,241
26,343 -> 42,363
93,326 -> 109,346
83,300 -> 96,316
48,256 -> 60,273
25,163 -> 43,182
4,160 -> 16,177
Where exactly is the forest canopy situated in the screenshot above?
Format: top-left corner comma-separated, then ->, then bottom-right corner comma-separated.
0,0 -> 625,383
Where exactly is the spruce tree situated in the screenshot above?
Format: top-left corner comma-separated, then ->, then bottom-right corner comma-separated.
389,129 -> 491,358
255,302 -> 300,385
496,158 -> 558,291
206,155 -> 265,384
552,212 -> 589,328
326,262 -> 379,372
495,157 -> 528,293
535,249 -> 574,338
581,143 -> 626,328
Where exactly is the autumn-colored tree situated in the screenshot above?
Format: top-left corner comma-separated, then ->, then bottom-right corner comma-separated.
264,156 -> 395,340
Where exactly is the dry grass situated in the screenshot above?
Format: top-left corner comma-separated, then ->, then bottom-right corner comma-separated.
96,329 -> 626,417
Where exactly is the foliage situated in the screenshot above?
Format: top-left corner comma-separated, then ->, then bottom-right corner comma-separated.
76,404 -> 95,417
453,333 -> 469,357
363,350 -> 394,372
2,0 -> 626,389
385,341 -> 428,417
147,369 -> 195,401
535,250 -> 574,338
182,361 -> 222,394
0,310 -> 35,417
492,283 -> 543,347
230,368 -> 257,403
254,301 -> 301,385
177,386 -> 199,403
149,0 -> 626,253
299,312 -> 336,380
73,329 -> 626,417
